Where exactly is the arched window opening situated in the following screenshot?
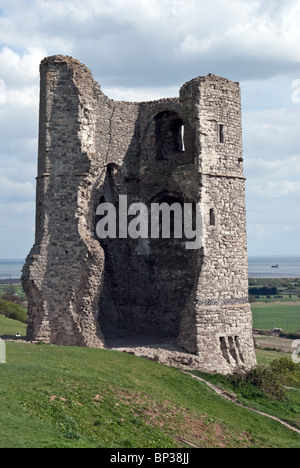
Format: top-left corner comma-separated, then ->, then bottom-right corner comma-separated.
155,111 -> 185,160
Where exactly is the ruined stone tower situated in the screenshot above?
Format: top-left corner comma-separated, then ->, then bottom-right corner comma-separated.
22,55 -> 257,374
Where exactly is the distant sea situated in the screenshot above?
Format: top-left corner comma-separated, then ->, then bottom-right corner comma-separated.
0,259 -> 24,280
0,256 -> 300,281
248,256 -> 300,279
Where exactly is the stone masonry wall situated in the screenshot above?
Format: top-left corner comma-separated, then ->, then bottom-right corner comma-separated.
22,55 -> 257,374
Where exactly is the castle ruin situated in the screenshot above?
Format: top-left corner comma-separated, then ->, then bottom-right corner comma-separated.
22,55 -> 257,374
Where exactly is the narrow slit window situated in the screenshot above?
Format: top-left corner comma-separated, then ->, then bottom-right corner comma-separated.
235,336 -> 245,364
219,337 -> 230,364
219,124 -> 224,144
180,125 -> 185,152
210,208 -> 216,226
228,336 -> 238,363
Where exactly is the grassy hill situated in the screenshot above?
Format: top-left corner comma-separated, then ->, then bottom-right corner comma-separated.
0,339 -> 300,448
0,314 -> 26,336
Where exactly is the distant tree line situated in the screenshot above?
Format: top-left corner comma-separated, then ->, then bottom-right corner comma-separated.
249,286 -> 278,296
0,299 -> 27,323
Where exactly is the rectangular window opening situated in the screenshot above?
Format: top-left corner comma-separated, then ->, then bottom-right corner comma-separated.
219,125 -> 224,144
210,208 -> 216,226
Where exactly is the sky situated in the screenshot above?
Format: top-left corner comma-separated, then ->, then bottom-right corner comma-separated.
0,0 -> 299,258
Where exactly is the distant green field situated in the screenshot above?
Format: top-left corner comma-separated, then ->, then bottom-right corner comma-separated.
0,284 -> 26,300
252,302 -> 300,332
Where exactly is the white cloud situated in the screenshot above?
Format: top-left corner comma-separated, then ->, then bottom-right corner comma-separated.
248,223 -> 267,239
243,104 -> 300,184
252,181 -> 300,199
0,46 -> 44,86
0,176 -> 35,202
1,1 -> 300,84
0,201 -> 35,258
103,85 -> 179,102
245,155 -> 300,181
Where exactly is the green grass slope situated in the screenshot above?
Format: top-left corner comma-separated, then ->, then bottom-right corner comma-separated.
0,342 -> 300,448
0,314 -> 27,336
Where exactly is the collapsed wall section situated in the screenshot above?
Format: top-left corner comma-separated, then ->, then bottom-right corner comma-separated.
23,55 -> 142,347
98,96 -> 201,339
22,56 -> 109,347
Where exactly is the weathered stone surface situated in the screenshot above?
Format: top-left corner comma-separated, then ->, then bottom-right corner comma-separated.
22,55 -> 257,373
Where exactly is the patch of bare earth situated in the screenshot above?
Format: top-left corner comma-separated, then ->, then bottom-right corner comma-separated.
111,387 -> 254,448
